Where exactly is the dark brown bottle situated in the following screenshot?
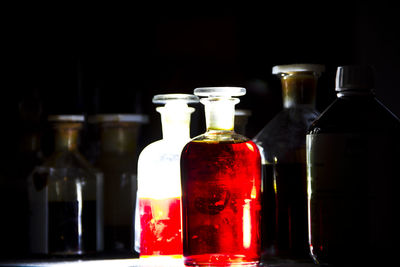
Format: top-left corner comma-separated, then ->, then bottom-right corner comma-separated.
307,65 -> 400,266
28,115 -> 104,255
253,64 -> 324,261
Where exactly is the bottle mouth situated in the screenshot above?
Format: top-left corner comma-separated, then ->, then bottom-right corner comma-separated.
272,64 -> 325,76
152,94 -> 199,104
335,65 -> 375,93
88,114 -> 149,124
48,115 -> 85,122
194,87 -> 246,97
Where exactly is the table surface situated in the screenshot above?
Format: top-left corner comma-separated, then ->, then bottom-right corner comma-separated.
0,258 -> 316,267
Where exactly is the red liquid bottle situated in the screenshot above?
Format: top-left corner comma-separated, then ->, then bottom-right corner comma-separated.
181,87 -> 262,266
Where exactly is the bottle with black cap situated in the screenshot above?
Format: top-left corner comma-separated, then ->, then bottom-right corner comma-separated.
307,65 -> 400,266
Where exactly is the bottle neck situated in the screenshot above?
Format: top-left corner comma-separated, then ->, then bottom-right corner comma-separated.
280,73 -> 318,109
202,97 -> 238,131
100,123 -> 138,154
336,89 -> 375,98
158,106 -> 192,141
20,132 -> 41,153
54,123 -> 81,152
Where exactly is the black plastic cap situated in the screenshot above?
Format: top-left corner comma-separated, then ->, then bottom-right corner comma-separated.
335,65 -> 375,92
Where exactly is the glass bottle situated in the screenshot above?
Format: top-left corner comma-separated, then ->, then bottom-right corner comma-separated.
235,109 -> 252,135
181,87 -> 262,266
136,94 -> 199,259
252,64 -> 324,260
28,115 -> 103,255
307,65 -> 400,266
90,114 -> 148,256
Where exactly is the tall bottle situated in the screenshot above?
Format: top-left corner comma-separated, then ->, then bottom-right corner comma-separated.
253,64 -> 324,260
28,115 -> 103,255
136,94 -> 199,259
307,65 -> 400,266
181,87 -> 262,266
90,114 -> 148,256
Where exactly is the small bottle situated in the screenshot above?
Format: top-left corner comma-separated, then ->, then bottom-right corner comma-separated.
253,64 -> 324,260
28,115 -> 103,255
90,114 -> 148,255
181,87 -> 262,266
136,94 -> 199,259
307,65 -> 400,266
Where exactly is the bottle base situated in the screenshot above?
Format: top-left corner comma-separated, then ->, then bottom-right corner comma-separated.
184,254 -> 260,266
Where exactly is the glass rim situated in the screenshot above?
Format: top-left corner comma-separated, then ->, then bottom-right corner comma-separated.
152,94 -> 199,104
48,115 -> 85,122
272,64 -> 325,75
88,114 -> 149,123
194,87 -> 246,97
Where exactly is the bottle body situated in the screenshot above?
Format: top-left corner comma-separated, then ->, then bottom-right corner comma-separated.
92,115 -> 146,255
256,107 -> 319,259
137,141 -> 184,257
181,133 -> 262,266
307,95 -> 400,266
28,152 -> 104,255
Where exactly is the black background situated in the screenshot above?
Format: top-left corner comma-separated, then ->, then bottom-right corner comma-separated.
4,2 -> 400,145
1,1 -> 400,260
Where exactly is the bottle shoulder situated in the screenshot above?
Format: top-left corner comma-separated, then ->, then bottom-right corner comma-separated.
43,150 -> 95,171
309,96 -> 400,134
254,107 -> 319,141
138,139 -> 189,160
190,131 -> 250,143
182,134 -> 260,159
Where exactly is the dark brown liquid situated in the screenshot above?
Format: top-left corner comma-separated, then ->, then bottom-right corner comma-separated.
48,200 -> 97,254
104,225 -> 132,253
308,94 -> 400,266
261,163 -> 309,260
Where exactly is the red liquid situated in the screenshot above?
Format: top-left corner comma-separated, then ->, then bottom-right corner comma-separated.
181,140 -> 262,266
139,197 -> 183,256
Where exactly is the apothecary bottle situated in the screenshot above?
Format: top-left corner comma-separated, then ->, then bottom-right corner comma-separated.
28,115 -> 103,255
253,64 -> 324,260
136,94 -> 199,259
307,65 -> 400,266
181,87 -> 262,266
90,114 -> 148,255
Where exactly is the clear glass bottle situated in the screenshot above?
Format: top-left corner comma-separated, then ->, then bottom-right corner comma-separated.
136,94 -> 199,259
90,114 -> 148,256
28,115 -> 103,255
307,65 -> 400,266
252,64 -> 324,260
181,87 -> 262,266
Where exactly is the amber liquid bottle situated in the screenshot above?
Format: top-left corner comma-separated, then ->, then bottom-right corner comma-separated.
181,87 -> 262,266
307,65 -> 400,266
91,114 -> 147,256
253,64 -> 324,261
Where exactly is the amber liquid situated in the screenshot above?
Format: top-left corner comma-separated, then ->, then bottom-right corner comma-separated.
48,200 -> 97,254
139,197 -> 183,257
181,140 -> 262,266
262,163 -> 308,260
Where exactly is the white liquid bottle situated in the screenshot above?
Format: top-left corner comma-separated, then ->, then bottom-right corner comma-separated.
135,94 -> 199,261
